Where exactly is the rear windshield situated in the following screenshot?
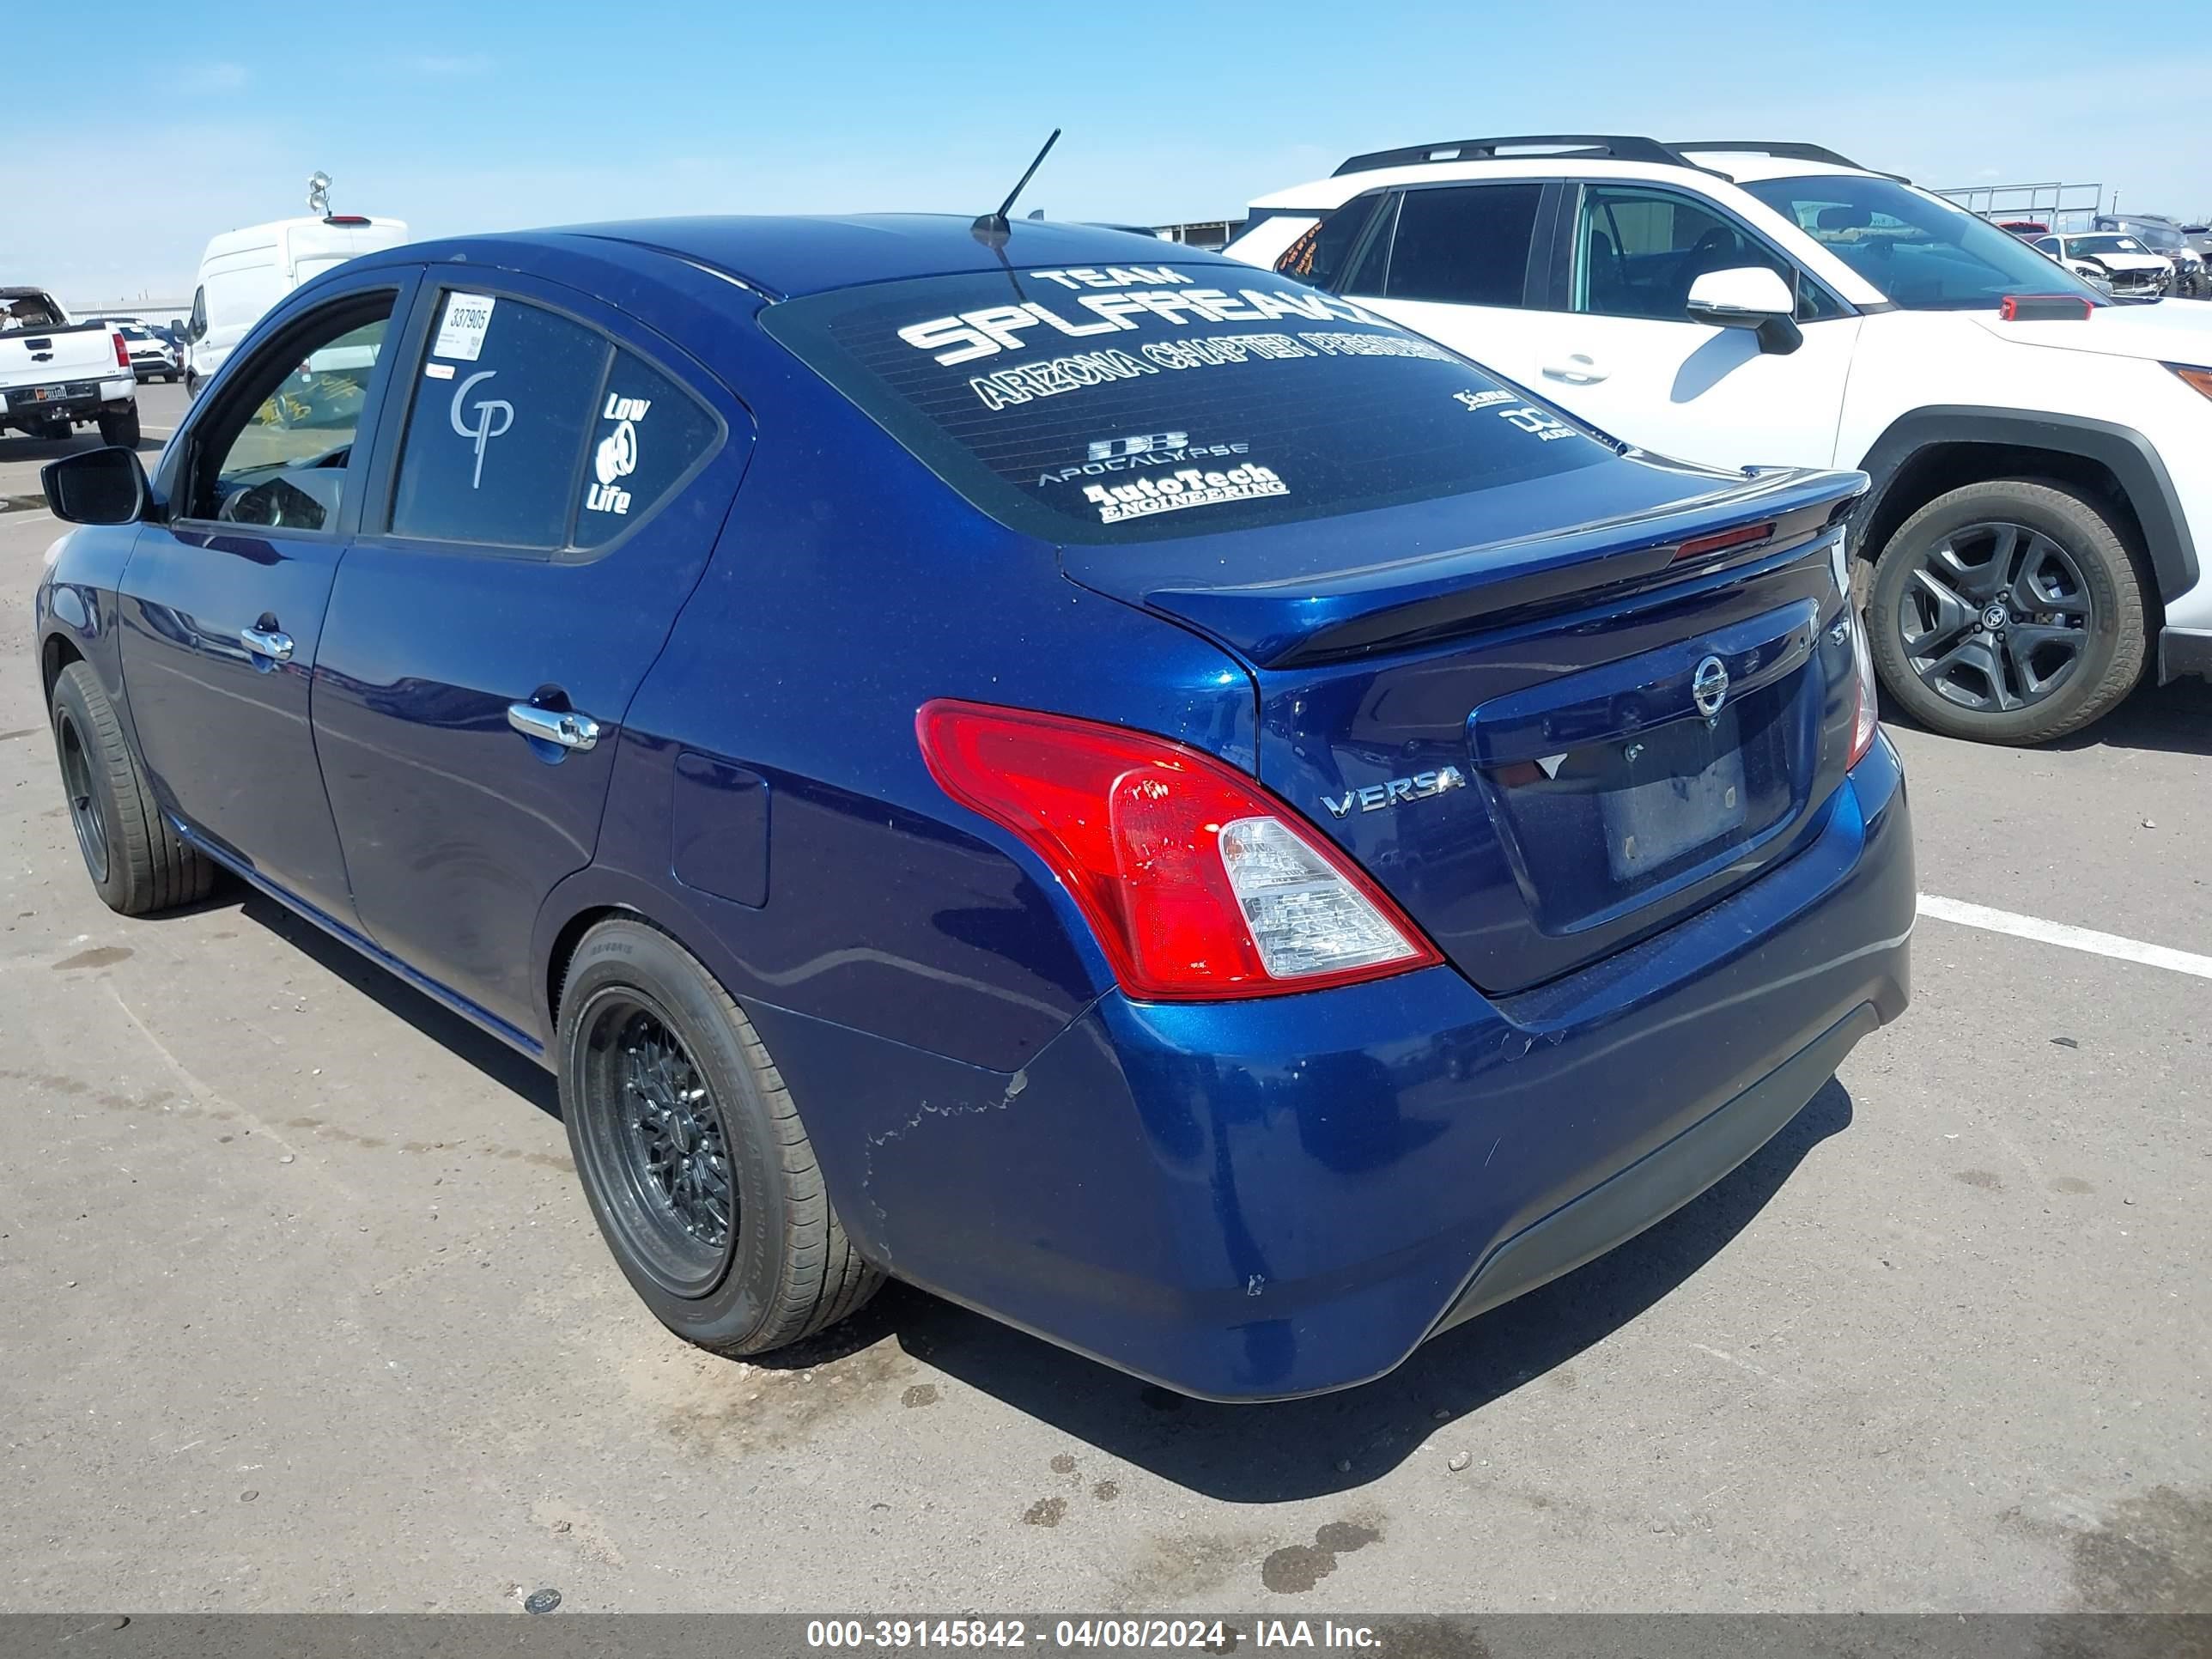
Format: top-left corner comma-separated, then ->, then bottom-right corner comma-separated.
761,263 -> 1613,544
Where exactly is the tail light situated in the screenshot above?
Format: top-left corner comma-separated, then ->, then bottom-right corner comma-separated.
1847,611 -> 1881,766
1831,539 -> 1881,768
916,700 -> 1442,1001
112,331 -> 130,369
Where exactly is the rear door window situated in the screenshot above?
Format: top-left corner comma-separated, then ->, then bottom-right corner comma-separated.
761,261 -> 1612,544
390,294 -> 605,549
386,290 -> 723,553
1379,184 -> 1544,307
574,349 -> 722,550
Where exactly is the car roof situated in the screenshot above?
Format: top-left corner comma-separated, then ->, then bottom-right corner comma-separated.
1249,152 -> 1872,212
361,214 -> 1224,302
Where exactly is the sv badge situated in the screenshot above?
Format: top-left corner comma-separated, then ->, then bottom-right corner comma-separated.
1322,766 -> 1467,819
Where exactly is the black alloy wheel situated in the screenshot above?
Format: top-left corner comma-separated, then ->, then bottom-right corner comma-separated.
556,917 -> 881,1357
1866,478 -> 2148,745
574,993 -> 738,1297
1895,519 -> 2089,714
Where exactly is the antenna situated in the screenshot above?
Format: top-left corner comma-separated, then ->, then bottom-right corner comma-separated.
971,130 -> 1060,246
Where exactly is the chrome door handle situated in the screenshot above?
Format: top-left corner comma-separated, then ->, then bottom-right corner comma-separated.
507,702 -> 600,752
240,626 -> 295,662
1541,356 -> 1609,385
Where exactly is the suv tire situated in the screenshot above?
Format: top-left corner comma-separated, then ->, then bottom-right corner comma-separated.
1867,477 -> 2148,744
556,918 -> 881,1358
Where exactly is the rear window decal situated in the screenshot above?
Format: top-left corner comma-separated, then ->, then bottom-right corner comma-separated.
898,274 -> 1377,368
1496,404 -> 1578,442
1038,433 -> 1249,489
763,264 -> 1611,544
1083,464 -> 1286,525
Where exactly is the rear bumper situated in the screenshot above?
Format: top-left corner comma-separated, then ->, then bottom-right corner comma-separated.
756,736 -> 1913,1401
1431,1000 -> 1876,1338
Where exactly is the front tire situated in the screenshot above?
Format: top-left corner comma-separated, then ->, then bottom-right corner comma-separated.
557,918 -> 880,1357
97,405 -> 141,447
1867,478 -> 2148,744
49,662 -> 214,915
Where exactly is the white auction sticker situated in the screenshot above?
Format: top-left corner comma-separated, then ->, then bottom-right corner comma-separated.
432,293 -> 497,362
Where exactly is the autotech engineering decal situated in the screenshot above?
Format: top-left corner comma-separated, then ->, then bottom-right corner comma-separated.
1081,463 -> 1286,525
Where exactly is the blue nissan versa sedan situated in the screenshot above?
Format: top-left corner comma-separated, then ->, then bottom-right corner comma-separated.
34,216 -> 1912,1401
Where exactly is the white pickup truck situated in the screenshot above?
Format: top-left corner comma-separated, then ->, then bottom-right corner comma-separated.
1,288 -> 142,447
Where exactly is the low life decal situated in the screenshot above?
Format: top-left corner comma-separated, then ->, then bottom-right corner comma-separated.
448,369 -> 513,489
587,392 -> 649,516
1082,463 -> 1286,526
433,293 -> 497,362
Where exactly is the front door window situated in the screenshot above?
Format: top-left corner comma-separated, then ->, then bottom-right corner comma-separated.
182,304 -> 392,532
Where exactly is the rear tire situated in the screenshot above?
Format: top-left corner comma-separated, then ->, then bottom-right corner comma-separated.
97,405 -> 141,447
49,662 -> 215,915
557,918 -> 881,1357
1866,478 -> 2147,745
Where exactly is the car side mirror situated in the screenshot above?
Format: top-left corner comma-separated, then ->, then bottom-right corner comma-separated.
1685,266 -> 1803,355
41,447 -> 150,526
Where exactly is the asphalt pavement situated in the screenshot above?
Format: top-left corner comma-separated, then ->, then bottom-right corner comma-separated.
0,385 -> 2206,1613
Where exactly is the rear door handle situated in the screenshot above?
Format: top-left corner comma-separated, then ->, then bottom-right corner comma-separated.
240,625 -> 294,662
507,702 -> 600,752
1541,355 -> 1609,385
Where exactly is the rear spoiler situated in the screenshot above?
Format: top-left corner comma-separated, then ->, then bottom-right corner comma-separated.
1131,469 -> 1866,667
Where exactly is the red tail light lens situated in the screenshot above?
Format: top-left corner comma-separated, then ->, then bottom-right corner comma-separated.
1847,611 -> 1880,767
915,700 -> 1442,1001
112,331 -> 131,369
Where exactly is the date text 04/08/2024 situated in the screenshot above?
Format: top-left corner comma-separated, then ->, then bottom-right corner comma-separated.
802,1620 -> 1383,1650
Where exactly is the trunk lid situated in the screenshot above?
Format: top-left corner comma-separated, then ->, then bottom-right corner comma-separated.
1063,464 -> 1868,993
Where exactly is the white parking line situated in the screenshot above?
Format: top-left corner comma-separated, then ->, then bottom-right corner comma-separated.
1918,894 -> 2212,980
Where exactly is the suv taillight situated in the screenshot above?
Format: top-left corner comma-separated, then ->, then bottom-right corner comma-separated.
112,331 -> 131,369
916,700 -> 1441,1001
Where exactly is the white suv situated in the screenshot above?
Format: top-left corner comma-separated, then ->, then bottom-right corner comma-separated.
1226,137 -> 2212,744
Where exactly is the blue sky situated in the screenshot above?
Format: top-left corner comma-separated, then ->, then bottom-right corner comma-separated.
13,0 -> 2210,303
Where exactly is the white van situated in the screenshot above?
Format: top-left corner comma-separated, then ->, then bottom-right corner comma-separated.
184,213 -> 408,394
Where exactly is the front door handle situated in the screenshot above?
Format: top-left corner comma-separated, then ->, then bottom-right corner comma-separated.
1542,354 -> 1609,385
507,702 -> 600,752
240,625 -> 295,662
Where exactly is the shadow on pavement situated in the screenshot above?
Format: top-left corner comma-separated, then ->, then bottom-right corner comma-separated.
158,883 -> 562,1121
0,425 -> 167,471
1876,673 -> 2212,759
164,859 -> 1852,1498
830,1078 -> 1856,1502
